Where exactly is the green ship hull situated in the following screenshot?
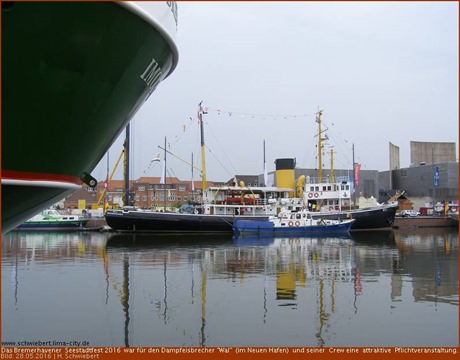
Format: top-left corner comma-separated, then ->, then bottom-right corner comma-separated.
2,1 -> 179,233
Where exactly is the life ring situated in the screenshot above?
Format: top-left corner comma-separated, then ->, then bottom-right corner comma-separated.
314,192 -> 319,198
288,221 -> 294,227
308,193 -> 313,199
295,221 -> 300,226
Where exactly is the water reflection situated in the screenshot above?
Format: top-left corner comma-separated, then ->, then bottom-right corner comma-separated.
393,228 -> 458,305
104,233 -> 358,347
104,233 -> 233,347
2,229 -> 458,347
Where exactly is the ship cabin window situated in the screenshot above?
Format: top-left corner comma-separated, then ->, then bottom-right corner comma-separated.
296,214 -> 301,220
327,185 -> 332,191
315,186 -> 320,191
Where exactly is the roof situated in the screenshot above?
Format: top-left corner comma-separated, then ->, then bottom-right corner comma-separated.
65,188 -> 98,202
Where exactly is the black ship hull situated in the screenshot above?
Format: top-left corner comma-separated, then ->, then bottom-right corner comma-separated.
311,204 -> 398,230
105,209 -> 269,233
105,204 -> 397,233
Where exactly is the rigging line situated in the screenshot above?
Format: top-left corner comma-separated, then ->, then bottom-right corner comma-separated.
139,116 -> 195,176
168,116 -> 196,150
202,119 -> 238,176
168,168 -> 180,187
205,145 -> 234,179
218,216 -> 234,227
142,157 -> 161,175
207,108 -> 316,119
166,168 -> 175,182
321,120 -> 353,165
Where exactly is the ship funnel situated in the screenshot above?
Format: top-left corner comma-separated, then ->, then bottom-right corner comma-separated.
275,158 -> 296,196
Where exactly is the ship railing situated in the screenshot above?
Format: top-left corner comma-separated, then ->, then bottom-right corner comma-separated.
208,198 -> 270,206
304,176 -> 351,184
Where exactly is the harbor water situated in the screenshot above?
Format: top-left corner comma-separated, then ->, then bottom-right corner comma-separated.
1,228 -> 458,347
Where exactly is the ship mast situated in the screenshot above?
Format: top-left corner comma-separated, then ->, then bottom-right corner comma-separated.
329,147 -> 335,183
316,110 -> 328,182
123,124 -> 131,206
198,102 -> 207,194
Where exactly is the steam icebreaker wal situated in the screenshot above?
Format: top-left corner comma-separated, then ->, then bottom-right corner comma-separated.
1,2 -> 179,233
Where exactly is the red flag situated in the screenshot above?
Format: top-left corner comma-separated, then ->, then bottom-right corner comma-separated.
354,163 -> 361,186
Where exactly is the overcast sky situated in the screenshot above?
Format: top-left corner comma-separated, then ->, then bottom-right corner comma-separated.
93,1 -> 459,183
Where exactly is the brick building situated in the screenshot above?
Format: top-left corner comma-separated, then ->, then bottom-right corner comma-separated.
90,177 -> 218,210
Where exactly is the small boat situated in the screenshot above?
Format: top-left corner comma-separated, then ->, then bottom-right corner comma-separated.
13,209 -> 90,231
233,209 -> 355,236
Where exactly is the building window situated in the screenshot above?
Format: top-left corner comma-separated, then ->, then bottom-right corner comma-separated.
178,186 -> 186,192
142,195 -> 147,201
138,186 -> 145,191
